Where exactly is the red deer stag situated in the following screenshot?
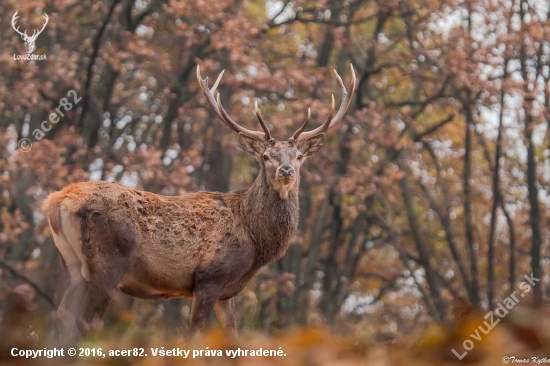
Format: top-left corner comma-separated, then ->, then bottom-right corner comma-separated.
43,64 -> 357,337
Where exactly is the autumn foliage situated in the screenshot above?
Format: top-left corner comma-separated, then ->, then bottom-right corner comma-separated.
1,0 -> 550,363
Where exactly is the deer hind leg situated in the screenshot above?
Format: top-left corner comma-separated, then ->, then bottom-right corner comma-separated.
51,229 -> 88,342
214,297 -> 237,335
76,272 -> 118,336
76,212 -> 134,336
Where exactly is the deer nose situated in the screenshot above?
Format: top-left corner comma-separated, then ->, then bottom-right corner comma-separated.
279,165 -> 294,178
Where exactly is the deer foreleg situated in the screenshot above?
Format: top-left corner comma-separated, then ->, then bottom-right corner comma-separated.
189,284 -> 223,335
215,297 -> 237,335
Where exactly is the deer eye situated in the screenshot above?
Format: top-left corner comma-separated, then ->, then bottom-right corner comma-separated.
263,154 -> 269,161
297,154 -> 303,160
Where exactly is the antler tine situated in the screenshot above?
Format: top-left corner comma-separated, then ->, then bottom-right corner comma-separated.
254,101 -> 272,141
290,108 -> 311,140
295,63 -> 357,142
197,66 -> 226,121
319,95 -> 335,134
196,65 -> 266,142
215,92 -> 266,141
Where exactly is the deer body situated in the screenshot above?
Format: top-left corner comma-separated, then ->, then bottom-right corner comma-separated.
44,65 -> 356,337
45,169 -> 298,297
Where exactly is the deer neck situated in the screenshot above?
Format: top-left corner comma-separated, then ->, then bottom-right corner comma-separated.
243,168 -> 300,264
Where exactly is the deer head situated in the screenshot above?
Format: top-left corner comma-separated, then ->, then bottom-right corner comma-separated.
11,11 -> 49,54
197,65 -> 357,200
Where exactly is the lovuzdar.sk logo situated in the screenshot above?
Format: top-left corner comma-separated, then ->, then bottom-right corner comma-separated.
11,10 -> 48,61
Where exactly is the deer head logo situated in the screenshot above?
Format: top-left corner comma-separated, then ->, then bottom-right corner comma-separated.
11,11 -> 49,54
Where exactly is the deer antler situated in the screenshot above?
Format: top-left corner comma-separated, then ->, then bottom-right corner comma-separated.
254,101 -> 272,141
11,11 -> 28,39
291,64 -> 357,141
197,65 -> 271,142
291,108 -> 311,140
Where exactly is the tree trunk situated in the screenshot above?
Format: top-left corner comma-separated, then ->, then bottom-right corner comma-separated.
463,108 -> 480,306
399,154 -> 446,322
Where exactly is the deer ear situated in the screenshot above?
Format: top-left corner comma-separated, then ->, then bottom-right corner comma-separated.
298,133 -> 325,157
239,133 -> 264,158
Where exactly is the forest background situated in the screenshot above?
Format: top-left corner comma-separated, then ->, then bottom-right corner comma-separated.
1,0 -> 550,359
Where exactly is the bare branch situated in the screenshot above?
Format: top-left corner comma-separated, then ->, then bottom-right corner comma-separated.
0,257 -> 55,308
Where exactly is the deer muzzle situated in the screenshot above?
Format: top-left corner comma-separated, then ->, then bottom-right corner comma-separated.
277,165 -> 295,185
